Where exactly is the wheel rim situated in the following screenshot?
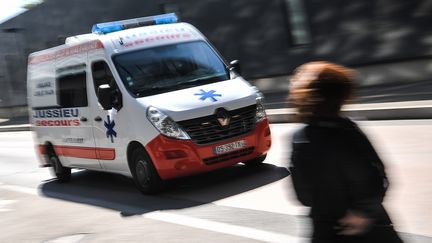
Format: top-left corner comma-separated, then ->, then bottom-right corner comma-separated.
136,159 -> 150,188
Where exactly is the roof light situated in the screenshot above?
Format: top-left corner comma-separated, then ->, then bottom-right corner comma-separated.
92,13 -> 178,34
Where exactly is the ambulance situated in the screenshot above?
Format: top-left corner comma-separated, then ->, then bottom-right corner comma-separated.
27,13 -> 272,193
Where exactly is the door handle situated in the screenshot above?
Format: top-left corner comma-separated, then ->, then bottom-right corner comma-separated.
80,117 -> 88,122
94,116 -> 103,122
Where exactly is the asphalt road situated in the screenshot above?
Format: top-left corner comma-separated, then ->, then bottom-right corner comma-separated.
0,121 -> 431,242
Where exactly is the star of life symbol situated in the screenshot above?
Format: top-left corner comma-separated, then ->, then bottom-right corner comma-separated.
104,116 -> 117,143
194,89 -> 222,102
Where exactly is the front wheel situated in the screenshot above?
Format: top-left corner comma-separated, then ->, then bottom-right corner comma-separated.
243,155 -> 267,167
49,151 -> 71,183
131,147 -> 163,194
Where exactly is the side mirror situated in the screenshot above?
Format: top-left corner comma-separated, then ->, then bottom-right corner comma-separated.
97,84 -> 113,110
229,60 -> 242,76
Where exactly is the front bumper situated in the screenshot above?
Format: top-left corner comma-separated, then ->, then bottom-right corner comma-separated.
145,119 -> 272,180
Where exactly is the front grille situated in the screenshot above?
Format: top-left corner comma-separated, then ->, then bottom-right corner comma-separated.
178,105 -> 257,145
203,147 -> 255,165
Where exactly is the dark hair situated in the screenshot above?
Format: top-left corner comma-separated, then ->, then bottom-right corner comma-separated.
289,61 -> 354,122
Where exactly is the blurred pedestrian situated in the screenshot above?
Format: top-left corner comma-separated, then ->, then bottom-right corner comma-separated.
288,61 -> 403,243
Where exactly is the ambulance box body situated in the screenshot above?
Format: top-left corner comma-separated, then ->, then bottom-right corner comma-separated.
27,14 -> 272,193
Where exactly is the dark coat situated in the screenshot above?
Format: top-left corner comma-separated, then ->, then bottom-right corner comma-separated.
289,117 -> 402,242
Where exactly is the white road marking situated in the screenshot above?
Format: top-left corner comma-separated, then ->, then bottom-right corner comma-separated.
0,199 -> 17,212
144,211 -> 307,243
43,234 -> 88,243
0,184 -> 38,195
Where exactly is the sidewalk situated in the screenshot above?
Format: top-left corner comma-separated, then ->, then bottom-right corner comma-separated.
256,79 -> 432,122
267,100 -> 432,123
0,116 -> 30,132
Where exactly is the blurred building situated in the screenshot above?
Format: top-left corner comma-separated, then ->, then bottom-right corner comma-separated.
1,0 -> 431,117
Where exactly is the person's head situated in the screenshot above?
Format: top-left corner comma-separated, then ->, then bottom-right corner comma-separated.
289,61 -> 354,122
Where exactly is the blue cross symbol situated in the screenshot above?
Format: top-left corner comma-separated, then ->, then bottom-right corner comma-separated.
194,89 -> 222,102
104,116 -> 117,143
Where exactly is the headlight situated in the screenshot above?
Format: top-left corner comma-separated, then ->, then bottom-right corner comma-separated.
256,96 -> 267,123
146,106 -> 190,140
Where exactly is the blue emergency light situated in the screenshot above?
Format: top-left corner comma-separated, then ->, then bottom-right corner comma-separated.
92,13 -> 178,34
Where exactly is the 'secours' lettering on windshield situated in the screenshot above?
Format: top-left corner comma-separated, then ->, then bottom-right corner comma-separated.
113,41 -> 229,97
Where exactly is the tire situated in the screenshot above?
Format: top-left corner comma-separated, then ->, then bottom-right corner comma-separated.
131,147 -> 163,194
243,155 -> 267,167
49,150 -> 71,183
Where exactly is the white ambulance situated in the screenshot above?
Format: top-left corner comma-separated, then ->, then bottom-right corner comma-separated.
27,13 -> 272,193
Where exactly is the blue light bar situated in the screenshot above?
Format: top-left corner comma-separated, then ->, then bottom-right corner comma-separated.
92,13 -> 178,34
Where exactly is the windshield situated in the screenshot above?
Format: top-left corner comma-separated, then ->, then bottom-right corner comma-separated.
113,41 -> 229,97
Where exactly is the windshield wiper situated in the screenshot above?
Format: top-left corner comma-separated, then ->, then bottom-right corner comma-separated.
134,74 -> 227,97
178,74 -> 225,86
134,86 -> 175,97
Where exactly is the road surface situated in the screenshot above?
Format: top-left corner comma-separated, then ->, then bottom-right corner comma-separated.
0,120 -> 431,242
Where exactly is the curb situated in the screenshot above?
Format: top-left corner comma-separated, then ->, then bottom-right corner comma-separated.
0,124 -> 31,132
267,100 -> 432,123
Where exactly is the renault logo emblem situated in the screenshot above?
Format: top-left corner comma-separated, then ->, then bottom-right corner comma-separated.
216,108 -> 231,127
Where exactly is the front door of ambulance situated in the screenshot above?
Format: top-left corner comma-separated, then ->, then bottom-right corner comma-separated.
89,60 -> 123,172
54,63 -> 100,169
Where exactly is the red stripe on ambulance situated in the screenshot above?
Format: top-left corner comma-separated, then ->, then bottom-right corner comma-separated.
28,40 -> 104,65
38,145 -> 115,160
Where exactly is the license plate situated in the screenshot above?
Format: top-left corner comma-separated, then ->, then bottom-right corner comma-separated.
214,140 -> 247,155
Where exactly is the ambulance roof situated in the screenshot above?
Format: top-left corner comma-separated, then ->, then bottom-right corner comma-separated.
98,22 -> 204,52
29,14 -> 204,65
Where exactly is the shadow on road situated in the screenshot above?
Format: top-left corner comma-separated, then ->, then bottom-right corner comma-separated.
39,163 -> 290,216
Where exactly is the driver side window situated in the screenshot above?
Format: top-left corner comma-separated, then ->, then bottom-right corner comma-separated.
91,61 -> 123,110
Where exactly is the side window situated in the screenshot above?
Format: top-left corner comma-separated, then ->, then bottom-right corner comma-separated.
56,71 -> 88,108
91,61 -> 123,110
91,61 -> 116,94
